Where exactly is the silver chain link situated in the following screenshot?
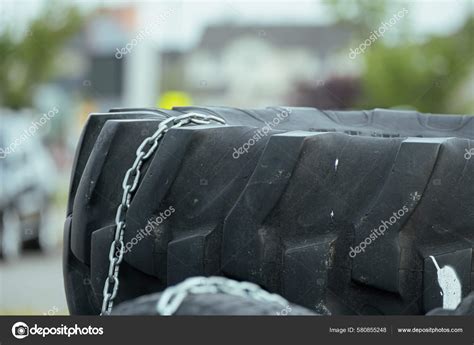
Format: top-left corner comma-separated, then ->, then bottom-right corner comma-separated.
156,276 -> 290,315
100,113 -> 226,315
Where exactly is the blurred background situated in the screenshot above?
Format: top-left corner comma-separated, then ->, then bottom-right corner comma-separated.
0,0 -> 473,315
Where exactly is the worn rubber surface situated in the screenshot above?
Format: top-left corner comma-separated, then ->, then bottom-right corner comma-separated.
112,290 -> 474,316
64,106 -> 474,315
111,291 -> 315,315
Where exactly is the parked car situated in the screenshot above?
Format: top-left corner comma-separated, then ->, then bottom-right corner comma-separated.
0,111 -> 57,260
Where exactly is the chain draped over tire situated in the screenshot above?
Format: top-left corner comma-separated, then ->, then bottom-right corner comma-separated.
156,276 -> 290,315
100,113 -> 226,315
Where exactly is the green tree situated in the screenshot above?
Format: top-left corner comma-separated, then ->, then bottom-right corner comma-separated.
360,16 -> 474,113
0,5 -> 82,109
327,0 -> 474,113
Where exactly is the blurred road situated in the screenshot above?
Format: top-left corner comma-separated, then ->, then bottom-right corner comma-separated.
0,249 -> 68,315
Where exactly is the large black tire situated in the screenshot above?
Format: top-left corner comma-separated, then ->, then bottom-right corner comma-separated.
63,107 -> 474,315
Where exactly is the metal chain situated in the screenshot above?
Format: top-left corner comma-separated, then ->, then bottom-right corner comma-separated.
156,276 -> 290,315
100,113 -> 226,315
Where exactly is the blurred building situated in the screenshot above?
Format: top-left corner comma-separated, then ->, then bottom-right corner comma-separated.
54,6 -> 160,121
161,23 -> 356,107
57,10 -> 360,111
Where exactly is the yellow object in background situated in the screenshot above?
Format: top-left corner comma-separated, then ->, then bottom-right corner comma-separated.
158,91 -> 193,109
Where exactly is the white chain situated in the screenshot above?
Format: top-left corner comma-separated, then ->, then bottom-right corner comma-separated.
100,113 -> 226,315
156,276 -> 290,315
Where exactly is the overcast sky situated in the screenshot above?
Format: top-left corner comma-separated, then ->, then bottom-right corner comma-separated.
1,0 -> 472,49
